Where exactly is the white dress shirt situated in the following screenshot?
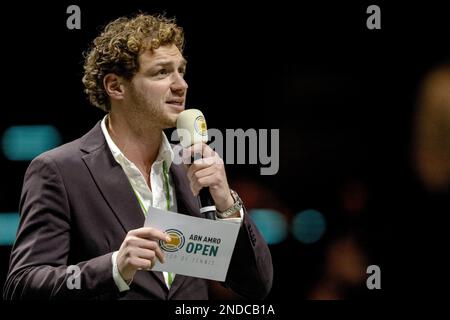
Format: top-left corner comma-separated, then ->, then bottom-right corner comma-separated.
100,115 -> 242,292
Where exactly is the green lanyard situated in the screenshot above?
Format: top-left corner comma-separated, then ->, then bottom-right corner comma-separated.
133,160 -> 171,215
162,161 -> 171,211
132,160 -> 175,287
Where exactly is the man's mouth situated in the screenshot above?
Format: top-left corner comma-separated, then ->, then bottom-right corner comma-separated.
166,100 -> 184,106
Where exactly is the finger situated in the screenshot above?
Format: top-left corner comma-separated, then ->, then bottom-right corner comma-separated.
187,158 -> 217,180
189,165 -> 217,183
133,257 -> 155,270
190,180 -> 201,196
135,247 -> 165,264
181,145 -> 204,164
190,143 -> 217,159
201,143 -> 216,158
198,173 -> 217,187
187,143 -> 205,160
193,155 -> 223,167
147,258 -> 156,270
134,247 -> 156,261
153,244 -> 165,264
127,237 -> 167,263
126,237 -> 161,251
133,241 -> 169,264
181,147 -> 194,165
129,227 -> 170,242
190,172 -> 218,196
129,227 -> 171,242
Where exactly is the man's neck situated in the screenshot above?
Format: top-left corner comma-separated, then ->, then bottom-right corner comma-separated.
107,112 -> 162,175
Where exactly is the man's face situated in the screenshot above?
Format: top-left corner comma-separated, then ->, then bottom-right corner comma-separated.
123,44 -> 188,129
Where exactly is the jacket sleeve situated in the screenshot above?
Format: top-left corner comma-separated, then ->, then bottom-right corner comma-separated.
3,154 -> 120,300
224,206 -> 274,299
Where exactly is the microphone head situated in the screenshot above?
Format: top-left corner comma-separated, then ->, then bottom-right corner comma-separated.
176,109 -> 208,148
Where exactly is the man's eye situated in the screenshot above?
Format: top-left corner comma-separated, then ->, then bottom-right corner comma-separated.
157,69 -> 168,75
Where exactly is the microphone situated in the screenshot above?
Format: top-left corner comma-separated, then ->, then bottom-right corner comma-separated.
176,109 -> 216,220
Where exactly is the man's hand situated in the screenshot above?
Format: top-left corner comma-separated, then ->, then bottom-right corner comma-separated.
185,143 -> 235,212
117,227 -> 171,282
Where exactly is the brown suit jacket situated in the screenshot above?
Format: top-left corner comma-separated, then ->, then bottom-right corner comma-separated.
3,122 -> 273,300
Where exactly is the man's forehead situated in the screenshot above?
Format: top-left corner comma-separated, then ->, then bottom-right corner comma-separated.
140,45 -> 186,65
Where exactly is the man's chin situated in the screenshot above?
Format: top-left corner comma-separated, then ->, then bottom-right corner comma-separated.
162,117 -> 177,129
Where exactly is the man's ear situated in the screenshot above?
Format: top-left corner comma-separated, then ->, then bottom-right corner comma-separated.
103,73 -> 125,101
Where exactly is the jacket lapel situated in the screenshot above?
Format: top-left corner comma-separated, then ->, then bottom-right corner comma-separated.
80,122 -> 144,233
79,122 -> 167,289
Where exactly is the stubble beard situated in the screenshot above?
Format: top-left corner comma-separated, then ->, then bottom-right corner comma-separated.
128,89 -> 174,135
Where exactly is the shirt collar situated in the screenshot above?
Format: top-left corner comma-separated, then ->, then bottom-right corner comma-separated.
100,114 -> 174,169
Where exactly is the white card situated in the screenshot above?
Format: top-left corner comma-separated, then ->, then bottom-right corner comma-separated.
144,207 -> 241,281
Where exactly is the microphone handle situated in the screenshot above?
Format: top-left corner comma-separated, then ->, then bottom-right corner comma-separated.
198,188 -> 216,220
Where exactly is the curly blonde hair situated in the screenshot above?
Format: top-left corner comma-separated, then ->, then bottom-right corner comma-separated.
82,14 -> 184,111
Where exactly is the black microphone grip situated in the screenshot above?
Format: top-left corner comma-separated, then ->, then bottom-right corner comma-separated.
198,188 -> 216,220
192,153 -> 216,220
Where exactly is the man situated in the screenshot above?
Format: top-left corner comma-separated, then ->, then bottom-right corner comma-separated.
3,13 -> 273,299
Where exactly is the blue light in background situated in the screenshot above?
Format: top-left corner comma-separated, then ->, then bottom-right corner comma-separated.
249,209 -> 288,245
2,125 -> 62,161
292,209 -> 326,244
0,213 -> 19,246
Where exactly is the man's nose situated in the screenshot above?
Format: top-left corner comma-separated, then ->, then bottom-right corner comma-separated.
171,73 -> 188,93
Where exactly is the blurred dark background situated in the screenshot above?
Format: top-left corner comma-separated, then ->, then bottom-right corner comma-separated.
0,1 -> 449,299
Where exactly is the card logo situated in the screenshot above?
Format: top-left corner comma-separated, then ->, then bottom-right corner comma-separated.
159,229 -> 185,252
